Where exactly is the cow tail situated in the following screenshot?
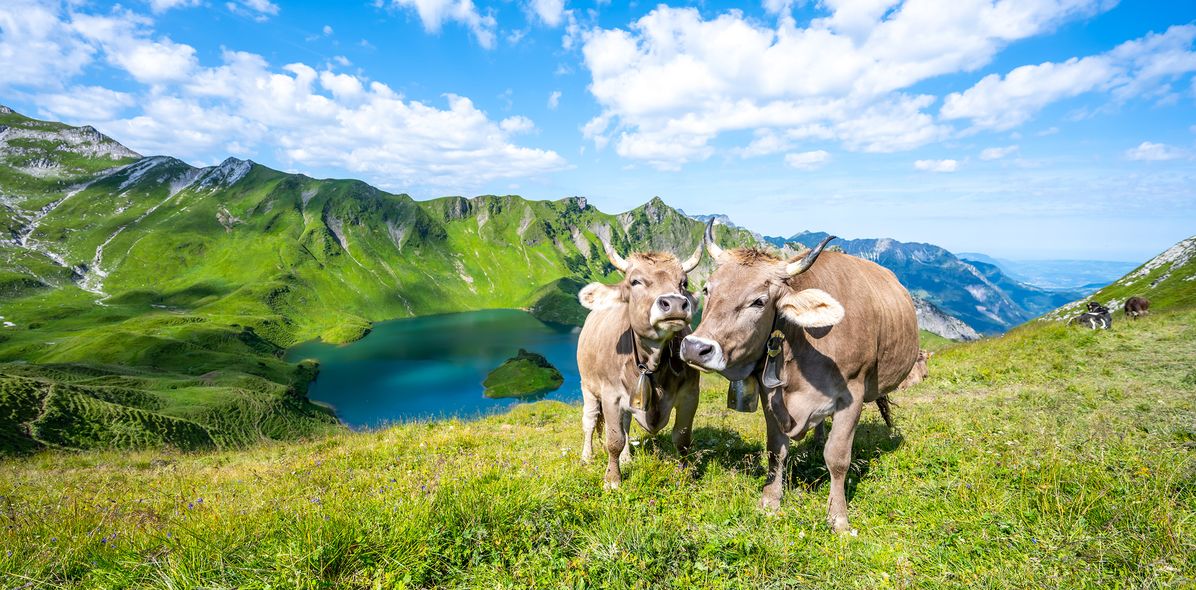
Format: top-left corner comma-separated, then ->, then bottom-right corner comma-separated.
876,395 -> 896,429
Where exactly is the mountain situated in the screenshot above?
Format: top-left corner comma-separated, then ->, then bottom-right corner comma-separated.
1041,235 -> 1196,323
0,106 -> 763,452
764,232 -> 1082,335
957,252 -> 1136,292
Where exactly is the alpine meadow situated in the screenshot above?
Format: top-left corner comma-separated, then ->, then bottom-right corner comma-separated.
2,0 -> 1196,588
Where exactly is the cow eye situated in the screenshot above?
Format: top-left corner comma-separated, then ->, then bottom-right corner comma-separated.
750,297 -> 766,308
680,278 -> 688,290
629,279 -> 642,287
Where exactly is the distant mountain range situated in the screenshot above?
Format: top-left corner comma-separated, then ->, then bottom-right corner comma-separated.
957,252 -> 1135,292
760,232 -> 1082,335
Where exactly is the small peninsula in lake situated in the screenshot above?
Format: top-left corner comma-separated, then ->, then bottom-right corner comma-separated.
483,349 -> 565,399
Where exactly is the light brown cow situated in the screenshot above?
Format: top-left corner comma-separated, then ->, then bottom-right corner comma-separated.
576,239 -> 702,489
680,221 -> 918,532
897,349 -> 933,390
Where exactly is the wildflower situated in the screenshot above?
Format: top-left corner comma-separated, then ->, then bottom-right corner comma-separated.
187,503 -> 194,509
50,538 -> 57,543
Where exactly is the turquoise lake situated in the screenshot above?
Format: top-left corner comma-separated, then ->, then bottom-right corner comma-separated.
286,309 -> 582,429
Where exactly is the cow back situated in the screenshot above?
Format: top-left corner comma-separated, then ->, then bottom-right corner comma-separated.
785,252 -> 920,400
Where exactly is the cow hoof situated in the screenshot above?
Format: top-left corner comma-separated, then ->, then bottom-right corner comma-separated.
603,479 -> 621,491
580,452 -> 593,465
761,496 -> 781,513
829,515 -> 851,534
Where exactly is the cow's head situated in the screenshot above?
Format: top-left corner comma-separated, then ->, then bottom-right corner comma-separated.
680,221 -> 839,381
577,237 -> 702,341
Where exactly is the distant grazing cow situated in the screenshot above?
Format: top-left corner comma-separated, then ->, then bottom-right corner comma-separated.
1124,296 -> 1150,320
1072,301 -> 1113,330
897,349 -> 933,390
680,221 -> 918,532
576,238 -> 702,489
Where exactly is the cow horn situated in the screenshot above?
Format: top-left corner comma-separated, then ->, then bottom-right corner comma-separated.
680,240 -> 702,273
704,219 -> 725,261
602,238 -> 630,273
786,235 -> 836,276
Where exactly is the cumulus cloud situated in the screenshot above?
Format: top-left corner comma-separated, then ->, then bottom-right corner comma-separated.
387,0 -> 496,49
979,145 -> 1019,160
943,25 -> 1196,130
784,150 -> 831,170
0,0 -> 96,89
1125,141 -> 1186,161
14,2 -> 565,192
914,159 -> 958,172
547,90 -> 561,110
528,0 -> 565,27
578,1 -> 1114,169
36,86 -> 135,121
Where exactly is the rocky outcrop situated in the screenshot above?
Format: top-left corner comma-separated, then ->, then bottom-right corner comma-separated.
914,297 -> 980,341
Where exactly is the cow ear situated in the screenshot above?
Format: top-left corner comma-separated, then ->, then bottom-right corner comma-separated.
578,282 -> 624,310
777,288 -> 844,328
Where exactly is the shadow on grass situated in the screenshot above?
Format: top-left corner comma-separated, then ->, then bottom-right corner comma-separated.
784,421 -> 904,500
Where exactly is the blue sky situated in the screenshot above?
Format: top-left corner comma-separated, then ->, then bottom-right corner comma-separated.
1,0 -> 1194,260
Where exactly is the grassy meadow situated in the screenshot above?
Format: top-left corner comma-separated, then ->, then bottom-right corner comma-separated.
1,308 -> 1193,588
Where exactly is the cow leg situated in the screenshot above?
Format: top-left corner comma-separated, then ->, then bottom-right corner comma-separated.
810,420 -> 828,450
761,399 -> 791,512
602,396 -> 627,489
580,388 -> 601,465
671,385 -> 700,467
824,397 -> 864,533
618,411 -> 633,466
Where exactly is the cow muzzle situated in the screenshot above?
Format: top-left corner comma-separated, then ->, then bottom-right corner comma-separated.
680,335 -> 726,372
650,293 -> 691,330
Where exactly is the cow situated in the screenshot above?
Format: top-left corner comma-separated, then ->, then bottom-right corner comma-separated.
897,349 -> 933,390
576,238 -> 703,489
680,221 -> 919,533
1072,301 -> 1112,329
1124,296 -> 1150,320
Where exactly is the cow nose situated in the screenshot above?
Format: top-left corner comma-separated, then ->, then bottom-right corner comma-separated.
680,336 -> 711,361
656,294 -> 689,315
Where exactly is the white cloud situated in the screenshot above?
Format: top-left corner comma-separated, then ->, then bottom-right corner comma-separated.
528,0 -> 565,27
387,0 -> 496,49
0,0 -> 96,89
547,90 -> 561,110
942,25 -> 1196,131
979,145 -> 1019,160
579,2 -> 1112,168
784,150 -> 831,170
941,56 -> 1113,130
226,0 -> 280,21
36,86 -> 135,121
1125,141 -> 1186,161
148,0 -> 201,13
914,159 -> 958,172
14,3 -> 565,192
323,25 -> 333,36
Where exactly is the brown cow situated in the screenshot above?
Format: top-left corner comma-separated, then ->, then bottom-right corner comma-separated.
680,221 -> 918,532
897,349 -> 933,390
576,239 -> 702,489
1124,296 -> 1150,319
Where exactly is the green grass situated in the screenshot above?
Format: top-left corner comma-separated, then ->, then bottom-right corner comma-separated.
1,308 -> 1193,588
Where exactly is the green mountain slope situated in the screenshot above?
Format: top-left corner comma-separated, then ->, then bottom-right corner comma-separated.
0,107 -> 760,452
1042,235 -> 1196,322
1,305 -> 1193,587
